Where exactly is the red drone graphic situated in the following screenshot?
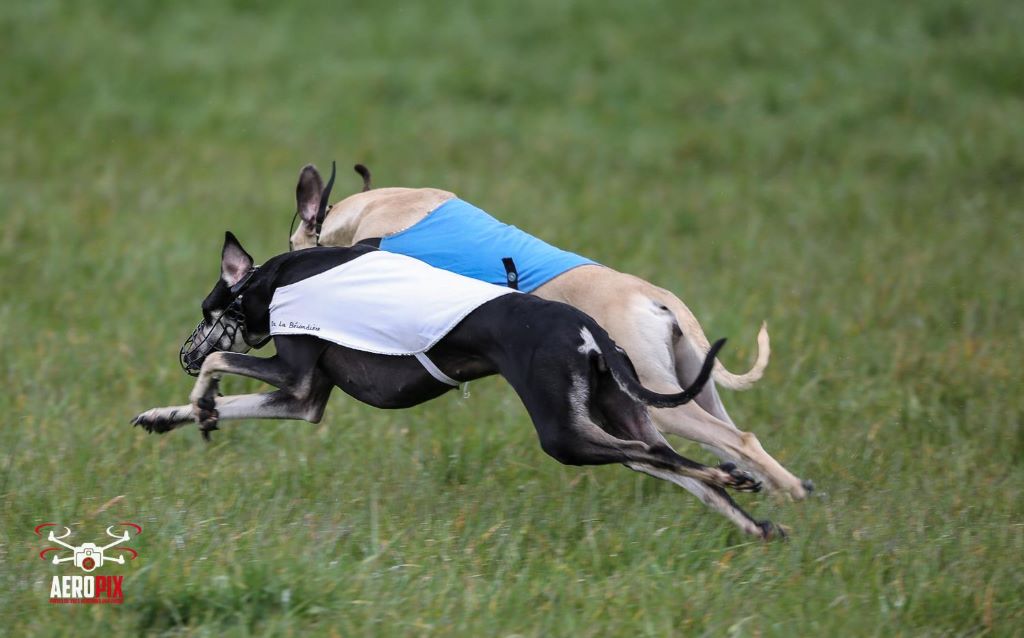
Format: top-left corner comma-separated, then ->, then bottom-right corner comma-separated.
36,522 -> 141,572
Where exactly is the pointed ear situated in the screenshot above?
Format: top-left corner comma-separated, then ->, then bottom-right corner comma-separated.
296,164 -> 324,227
221,231 -> 254,287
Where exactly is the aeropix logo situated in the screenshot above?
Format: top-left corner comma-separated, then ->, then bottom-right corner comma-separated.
36,522 -> 141,604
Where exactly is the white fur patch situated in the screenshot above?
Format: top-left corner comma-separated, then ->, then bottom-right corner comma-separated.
568,373 -> 590,422
578,326 -> 643,401
577,327 -> 601,356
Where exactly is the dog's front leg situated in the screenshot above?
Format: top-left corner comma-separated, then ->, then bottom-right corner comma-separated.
186,351 -> 300,438
187,336 -> 327,409
133,389 -> 330,436
188,351 -> 291,410
201,389 -> 330,431
135,337 -> 329,438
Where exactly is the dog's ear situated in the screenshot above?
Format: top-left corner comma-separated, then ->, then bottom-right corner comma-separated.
221,231 -> 254,287
296,164 -> 324,227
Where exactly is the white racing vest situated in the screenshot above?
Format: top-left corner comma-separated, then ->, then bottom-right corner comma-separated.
268,251 -> 518,385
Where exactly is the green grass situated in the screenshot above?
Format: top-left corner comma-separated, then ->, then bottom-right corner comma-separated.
2,0 -> 1023,635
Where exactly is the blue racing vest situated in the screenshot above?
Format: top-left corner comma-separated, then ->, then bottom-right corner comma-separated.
378,198 -> 595,293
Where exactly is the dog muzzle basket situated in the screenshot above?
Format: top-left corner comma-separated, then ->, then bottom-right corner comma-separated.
179,300 -> 246,376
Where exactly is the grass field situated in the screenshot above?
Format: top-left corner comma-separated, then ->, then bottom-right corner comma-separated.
2,0 -> 1023,635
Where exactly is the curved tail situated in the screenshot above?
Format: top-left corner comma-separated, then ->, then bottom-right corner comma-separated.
353,164 -> 372,192
666,294 -> 770,390
590,326 -> 727,408
710,321 -> 769,390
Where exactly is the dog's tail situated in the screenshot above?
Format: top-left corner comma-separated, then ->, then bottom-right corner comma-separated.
712,320 -> 769,390
662,294 -> 769,391
354,164 -> 372,192
587,325 -> 726,408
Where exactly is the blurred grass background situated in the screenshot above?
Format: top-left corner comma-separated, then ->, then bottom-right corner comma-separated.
2,0 -> 1023,635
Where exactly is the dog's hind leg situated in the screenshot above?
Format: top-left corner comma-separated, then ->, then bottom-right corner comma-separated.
512,379 -> 773,537
540,414 -> 763,493
625,463 -> 782,539
511,368 -> 762,494
571,430 -> 778,539
602,295 -> 811,500
671,339 -> 815,499
582,357 -> 779,538
655,397 -> 809,500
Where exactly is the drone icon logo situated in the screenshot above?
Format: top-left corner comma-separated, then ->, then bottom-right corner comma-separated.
37,522 -> 141,572
37,522 -> 141,604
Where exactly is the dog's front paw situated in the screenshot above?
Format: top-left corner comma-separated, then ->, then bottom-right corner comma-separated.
132,406 -> 193,434
717,462 -> 762,493
191,396 -> 220,442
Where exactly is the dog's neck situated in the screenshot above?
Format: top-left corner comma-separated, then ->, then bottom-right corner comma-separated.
315,191 -> 389,247
317,188 -> 456,248
315,203 -> 365,247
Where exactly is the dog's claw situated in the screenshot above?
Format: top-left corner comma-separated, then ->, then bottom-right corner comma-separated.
719,463 -> 762,493
199,422 -> 219,442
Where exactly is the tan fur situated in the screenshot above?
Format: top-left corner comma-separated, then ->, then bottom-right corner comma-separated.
290,186 -> 809,499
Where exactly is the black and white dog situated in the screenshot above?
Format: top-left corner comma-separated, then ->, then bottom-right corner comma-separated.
133,232 -> 781,538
